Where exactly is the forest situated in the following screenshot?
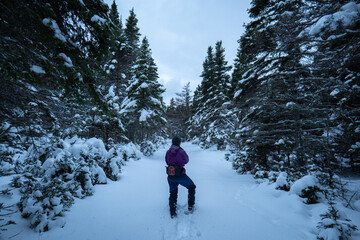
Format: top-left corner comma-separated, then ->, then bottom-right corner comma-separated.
0,0 -> 359,239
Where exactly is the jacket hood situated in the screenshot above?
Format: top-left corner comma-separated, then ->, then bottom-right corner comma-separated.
169,145 -> 180,155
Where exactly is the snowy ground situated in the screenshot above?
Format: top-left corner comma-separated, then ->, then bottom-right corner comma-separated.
2,142 -> 360,240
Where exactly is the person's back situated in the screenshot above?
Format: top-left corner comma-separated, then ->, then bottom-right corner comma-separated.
165,144 -> 188,173
165,136 -> 196,218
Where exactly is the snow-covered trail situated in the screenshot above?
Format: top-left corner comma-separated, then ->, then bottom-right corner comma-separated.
22,142 -> 318,240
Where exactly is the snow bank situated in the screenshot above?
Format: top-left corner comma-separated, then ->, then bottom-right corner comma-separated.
275,172 -> 288,189
290,175 -> 319,196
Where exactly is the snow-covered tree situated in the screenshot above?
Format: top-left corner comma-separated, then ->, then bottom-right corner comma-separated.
303,0 -> 360,173
0,0 -> 156,232
123,8 -> 141,82
229,0 -> 360,176
189,41 -> 232,148
166,83 -> 192,140
121,37 -> 166,154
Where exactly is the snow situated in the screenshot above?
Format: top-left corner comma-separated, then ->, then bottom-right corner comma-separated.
233,89 -> 242,99
275,138 -> 285,145
286,102 -> 296,107
42,18 -> 67,42
275,172 -> 288,188
138,82 -> 149,89
139,109 -> 153,122
105,85 -> 116,98
308,2 -> 360,36
2,142 -> 360,240
355,127 -> 360,133
150,96 -> 161,105
58,53 -> 73,67
317,228 -> 341,240
91,15 -> 106,24
120,97 -> 137,111
30,65 -> 45,74
330,89 -> 340,97
63,137 -> 108,159
290,175 -> 319,196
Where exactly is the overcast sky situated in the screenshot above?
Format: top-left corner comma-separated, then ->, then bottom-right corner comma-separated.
104,0 -> 252,105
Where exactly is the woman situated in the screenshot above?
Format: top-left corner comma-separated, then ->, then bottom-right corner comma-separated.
165,136 -> 196,218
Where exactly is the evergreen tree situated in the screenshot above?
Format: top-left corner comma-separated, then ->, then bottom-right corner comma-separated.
213,41 -> 232,101
123,8 -> 141,82
166,98 -> 183,138
107,0 -> 127,82
231,0 -> 318,172
200,46 -> 215,99
231,40 -> 249,100
230,0 -> 360,175
121,37 -> 166,154
303,0 -> 360,173
189,41 -> 231,148
166,82 -> 193,140
0,0 -> 134,231
109,0 -> 120,27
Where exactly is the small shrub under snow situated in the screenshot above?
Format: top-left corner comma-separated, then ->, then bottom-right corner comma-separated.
275,172 -> 290,191
317,202 -> 358,240
290,175 -> 322,204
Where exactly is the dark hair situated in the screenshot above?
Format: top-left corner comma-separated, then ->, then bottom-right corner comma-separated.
172,136 -> 181,145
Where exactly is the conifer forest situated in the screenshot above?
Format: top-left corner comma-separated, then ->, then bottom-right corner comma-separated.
0,0 -> 359,239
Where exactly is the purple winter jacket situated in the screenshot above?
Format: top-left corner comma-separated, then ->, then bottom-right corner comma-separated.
165,145 -> 189,174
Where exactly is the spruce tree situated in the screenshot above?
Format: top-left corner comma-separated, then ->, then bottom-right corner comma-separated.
303,0 -> 360,173
231,40 -> 249,100
121,37 -> 166,153
109,0 -> 120,27
231,0 -> 316,172
189,41 -> 231,148
173,82 -> 192,140
123,8 -> 141,82
166,98 -> 183,139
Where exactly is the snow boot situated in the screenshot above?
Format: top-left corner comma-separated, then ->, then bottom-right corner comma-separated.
169,190 -> 178,218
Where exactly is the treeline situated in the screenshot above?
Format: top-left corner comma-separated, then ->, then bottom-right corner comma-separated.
0,0 -> 166,155
171,0 -> 360,176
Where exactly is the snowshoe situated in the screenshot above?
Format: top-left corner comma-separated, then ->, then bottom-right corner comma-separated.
185,206 -> 195,215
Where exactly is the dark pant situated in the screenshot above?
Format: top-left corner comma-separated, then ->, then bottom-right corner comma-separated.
168,174 -> 196,215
